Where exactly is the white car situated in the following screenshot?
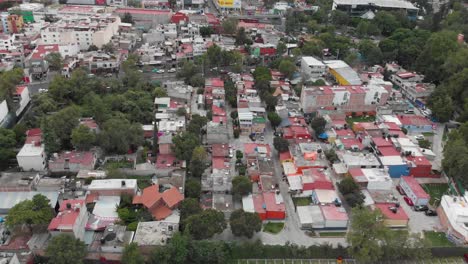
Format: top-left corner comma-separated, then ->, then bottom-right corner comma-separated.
168,68 -> 176,73
414,135 -> 425,141
157,69 -> 165,74
422,110 -> 431,117
38,88 -> 48,93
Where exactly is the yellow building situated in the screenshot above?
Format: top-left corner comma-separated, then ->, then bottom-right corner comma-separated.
324,60 -> 362,85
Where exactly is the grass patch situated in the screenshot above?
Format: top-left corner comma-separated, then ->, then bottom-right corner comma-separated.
292,197 -> 311,206
422,132 -> 435,136
346,115 -> 376,127
424,231 -> 454,247
105,160 -> 134,169
319,231 -> 347,237
263,222 -> 284,234
422,183 -> 449,206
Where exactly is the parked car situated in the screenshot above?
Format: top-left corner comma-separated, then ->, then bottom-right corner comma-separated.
168,68 -> 176,73
414,135 -> 425,141
396,185 -> 405,195
425,209 -> 437,216
152,68 -> 160,73
403,196 -> 414,206
413,205 -> 429,212
158,69 -> 165,74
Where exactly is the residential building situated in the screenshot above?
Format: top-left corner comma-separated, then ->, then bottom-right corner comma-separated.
301,56 -> 327,80
439,195 -> 468,245
133,184 -> 184,220
340,152 -> 381,170
88,179 -> 138,196
206,122 -> 229,144
0,34 -> 14,50
49,150 -> 97,173
0,100 -> 8,127
114,8 -> 172,29
300,85 -> 388,114
133,218 -> 179,247
332,0 -> 418,19
397,115 -> 433,133
16,128 -> 46,171
13,85 -> 30,116
40,14 -> 120,50
348,168 -> 392,190
379,156 -> 409,178
242,192 -> 286,220
398,176 -> 429,206
48,200 -> 88,241
374,203 -> 409,227
27,44 -> 80,80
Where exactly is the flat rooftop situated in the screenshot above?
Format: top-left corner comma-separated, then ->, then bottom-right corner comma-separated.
133,217 -> 180,246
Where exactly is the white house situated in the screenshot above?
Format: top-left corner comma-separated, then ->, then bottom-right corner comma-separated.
301,56 -> 327,80
16,143 -> 46,171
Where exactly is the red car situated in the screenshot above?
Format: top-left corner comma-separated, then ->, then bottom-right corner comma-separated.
396,185 -> 406,195
403,196 -> 414,206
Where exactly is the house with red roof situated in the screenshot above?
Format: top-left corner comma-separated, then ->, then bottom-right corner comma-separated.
374,203 -> 409,227
406,155 -> 433,178
170,12 -> 188,24
397,115 -> 433,133
133,184 -> 184,220
49,150 -> 97,173
79,118 -> 99,133
399,176 -> 430,206
48,200 -> 88,241
155,154 -> 183,170
283,126 -> 311,140
244,143 -> 271,160
301,168 -> 334,191
336,137 -> 363,151
243,192 -> 286,220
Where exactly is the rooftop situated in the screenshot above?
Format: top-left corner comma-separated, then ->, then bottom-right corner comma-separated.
400,176 -> 430,198
374,203 -> 409,221
320,205 -> 348,221
89,179 -> 137,190
133,218 -> 180,246
333,0 -> 418,10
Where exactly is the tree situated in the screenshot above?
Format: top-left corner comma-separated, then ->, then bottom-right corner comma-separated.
45,52 -> 63,71
189,146 -> 207,178
222,18 -> 238,35
173,132 -> 200,163
263,93 -> 278,112
276,42 -> 287,55
180,198 -> 202,222
42,105 -> 80,153
189,74 -> 205,87
347,207 -> 387,263
331,10 -> 350,26
189,240 -> 228,264
122,12 -> 133,24
273,137 -> 289,152
358,40 -> 383,66
0,68 -> 23,109
324,149 -> 339,163
338,176 -> 364,207
418,139 -> 431,149
0,128 -> 16,168
185,179 -> 202,199
46,234 -> 87,264
200,26 -> 214,37
88,44 -> 99,51
232,176 -> 252,197
177,61 -> 200,85
229,209 -> 262,238
187,114 -> 208,135
267,112 -> 282,129
6,194 -> 54,230
71,125 -> 95,151
374,11 -> 401,36
98,118 -> 143,154
236,150 -> 243,160
253,66 -> 272,82
278,60 -> 297,79
310,117 -> 327,136
184,209 -> 227,240
150,233 -> 189,264
235,27 -> 252,46
177,107 -> 187,117
153,87 -> 168,98
121,243 -> 144,264
102,42 -> 115,54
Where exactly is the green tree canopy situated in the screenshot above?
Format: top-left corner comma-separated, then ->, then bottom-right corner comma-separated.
180,198 -> 203,222
185,178 -> 202,199
71,124 -> 96,151
184,209 -> 227,240
222,18 -> 238,35
278,59 -> 297,79
310,117 -> 327,136
97,118 -> 143,154
172,132 -> 200,163
45,234 -> 87,264
267,112 -> 282,129
6,194 -> 54,229
273,137 -> 289,152
189,146 -> 207,178
41,105 -> 80,153
232,176 -> 252,197
230,209 -> 262,238
121,242 -> 145,264
45,52 -> 63,71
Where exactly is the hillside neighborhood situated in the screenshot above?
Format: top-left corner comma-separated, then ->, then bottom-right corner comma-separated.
0,0 -> 468,263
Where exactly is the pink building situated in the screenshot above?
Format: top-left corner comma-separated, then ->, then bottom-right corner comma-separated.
48,200 -> 88,241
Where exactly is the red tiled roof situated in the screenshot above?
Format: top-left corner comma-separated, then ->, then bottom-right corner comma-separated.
348,168 -> 363,177
279,151 -> 292,162
155,154 -> 180,169
212,157 -> 229,170
407,155 -> 431,166
212,105 -> 226,116
133,185 -> 161,209
85,193 -> 99,204
133,184 -> 183,220
375,203 -> 409,220
15,85 -> 26,95
252,193 -> 266,214
263,192 -> 285,212
340,138 -> 363,150
335,129 -> 354,138
162,186 -> 184,208
244,143 -> 271,156
212,144 -> 229,157
378,146 -> 400,156
372,137 -> 393,147
320,205 -> 348,221
400,176 -> 430,198
151,204 -> 173,220
115,8 -> 171,15
51,151 -> 94,166
212,116 -> 227,124
398,115 -> 432,126
31,44 -> 59,60
48,200 -> 85,231
25,128 -> 42,144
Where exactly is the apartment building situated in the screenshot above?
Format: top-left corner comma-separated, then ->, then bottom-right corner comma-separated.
40,14 -> 120,50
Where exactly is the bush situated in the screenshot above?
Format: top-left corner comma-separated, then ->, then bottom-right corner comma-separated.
197,88 -> 204,94
127,221 -> 138,231
84,177 -> 95,185
233,129 -> 240,138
